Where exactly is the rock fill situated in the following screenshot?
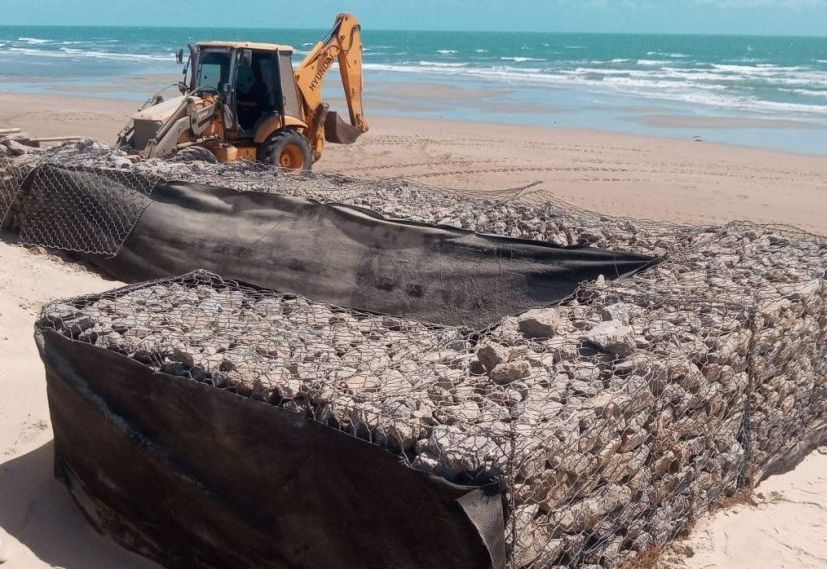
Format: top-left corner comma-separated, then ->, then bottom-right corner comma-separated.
16,139 -> 827,568
2,139 -> 693,258
39,216 -> 825,568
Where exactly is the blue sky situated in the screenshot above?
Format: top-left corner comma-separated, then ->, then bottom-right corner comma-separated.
2,0 -> 826,35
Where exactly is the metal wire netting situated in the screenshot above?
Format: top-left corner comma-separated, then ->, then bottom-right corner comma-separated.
155,160 -> 701,258
1,159 -> 159,256
0,157 -> 28,229
36,230 -> 826,568
20,166 -> 158,256
5,142 -> 826,568
1,144 -> 700,259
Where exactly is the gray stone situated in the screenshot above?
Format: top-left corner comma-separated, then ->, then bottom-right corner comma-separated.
110,317 -> 136,334
344,374 -> 381,392
45,303 -> 83,322
582,321 -> 637,356
62,316 -> 95,335
279,379 -> 303,399
419,425 -> 504,479
589,391 -> 623,418
572,362 -> 600,382
569,379 -> 600,397
550,484 -> 632,533
518,308 -> 563,338
476,342 -> 511,371
599,302 -> 632,325
632,532 -> 653,552
489,360 -> 531,384
435,401 -> 480,424
411,453 -> 439,473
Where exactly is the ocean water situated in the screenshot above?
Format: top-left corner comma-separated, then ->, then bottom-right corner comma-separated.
1,26 -> 826,153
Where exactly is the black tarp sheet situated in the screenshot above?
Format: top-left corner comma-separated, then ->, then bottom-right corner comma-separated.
8,165 -> 655,328
36,328 -> 506,569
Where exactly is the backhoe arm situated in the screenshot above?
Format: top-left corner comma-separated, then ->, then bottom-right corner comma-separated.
295,13 -> 368,159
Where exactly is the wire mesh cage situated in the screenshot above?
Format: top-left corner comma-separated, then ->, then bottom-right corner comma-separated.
1,142 -> 698,260
37,229 -> 825,569
0,157 -> 29,229
7,141 -> 826,568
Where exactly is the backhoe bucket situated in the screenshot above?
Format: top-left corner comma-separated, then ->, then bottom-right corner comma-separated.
324,111 -> 363,144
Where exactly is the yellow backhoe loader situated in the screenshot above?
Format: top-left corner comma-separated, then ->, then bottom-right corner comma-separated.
116,13 -> 368,172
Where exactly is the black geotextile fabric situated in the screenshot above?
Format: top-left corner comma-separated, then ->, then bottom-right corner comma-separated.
87,178 -> 655,328
36,328 -> 507,569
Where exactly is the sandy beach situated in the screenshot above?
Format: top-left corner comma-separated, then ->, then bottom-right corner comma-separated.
1,92 -> 826,569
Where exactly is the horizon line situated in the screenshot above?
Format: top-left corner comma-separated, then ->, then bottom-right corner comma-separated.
0,23 -> 825,39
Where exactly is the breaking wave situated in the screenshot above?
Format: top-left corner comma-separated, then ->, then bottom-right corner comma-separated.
1,27 -> 824,122
4,46 -> 172,62
364,60 -> 827,117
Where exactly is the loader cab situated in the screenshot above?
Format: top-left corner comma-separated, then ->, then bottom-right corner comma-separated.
191,42 -> 303,140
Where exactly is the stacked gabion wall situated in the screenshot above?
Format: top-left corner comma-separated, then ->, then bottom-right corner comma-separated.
39,217 -> 825,569
8,140 -> 825,568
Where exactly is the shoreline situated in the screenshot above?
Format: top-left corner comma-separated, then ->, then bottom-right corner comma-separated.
2,89 -> 826,160
2,75 -> 827,156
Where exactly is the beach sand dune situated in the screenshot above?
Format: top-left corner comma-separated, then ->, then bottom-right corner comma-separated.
1,93 -> 825,569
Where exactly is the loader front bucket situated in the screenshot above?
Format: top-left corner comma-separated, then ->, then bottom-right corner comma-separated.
324,111 -> 363,144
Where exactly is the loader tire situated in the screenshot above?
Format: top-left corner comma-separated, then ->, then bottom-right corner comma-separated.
174,146 -> 217,163
261,129 -> 312,173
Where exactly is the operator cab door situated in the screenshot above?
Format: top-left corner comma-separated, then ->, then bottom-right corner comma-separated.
279,52 -> 302,120
194,47 -> 238,133
235,49 -> 282,137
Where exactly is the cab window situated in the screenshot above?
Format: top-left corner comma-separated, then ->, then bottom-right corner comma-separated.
196,50 -> 231,91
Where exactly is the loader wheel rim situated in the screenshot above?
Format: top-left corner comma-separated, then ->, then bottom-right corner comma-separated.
278,143 -> 305,171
